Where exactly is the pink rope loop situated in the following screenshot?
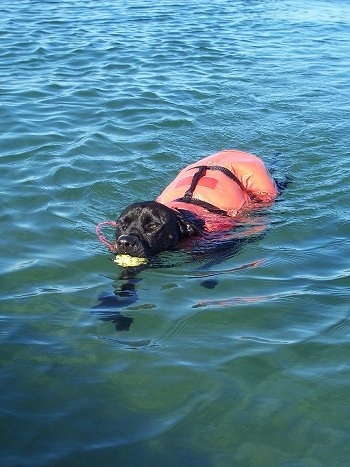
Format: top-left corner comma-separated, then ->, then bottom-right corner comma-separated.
95,221 -> 118,253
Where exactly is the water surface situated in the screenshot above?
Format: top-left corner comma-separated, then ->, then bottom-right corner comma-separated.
1,0 -> 350,465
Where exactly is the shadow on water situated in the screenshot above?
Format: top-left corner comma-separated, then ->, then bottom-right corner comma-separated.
92,266 -> 144,331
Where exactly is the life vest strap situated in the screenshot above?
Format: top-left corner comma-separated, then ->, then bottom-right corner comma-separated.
204,165 -> 246,192
176,164 -> 247,215
182,165 -> 207,202
178,197 -> 228,216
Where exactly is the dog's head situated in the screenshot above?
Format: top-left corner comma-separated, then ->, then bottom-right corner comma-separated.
114,201 -> 198,258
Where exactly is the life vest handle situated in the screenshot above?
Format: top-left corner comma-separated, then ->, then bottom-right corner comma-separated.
182,166 -> 207,202
205,165 -> 246,192
95,221 -> 118,253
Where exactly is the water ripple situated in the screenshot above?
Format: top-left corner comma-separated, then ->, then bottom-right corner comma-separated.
1,0 -> 350,465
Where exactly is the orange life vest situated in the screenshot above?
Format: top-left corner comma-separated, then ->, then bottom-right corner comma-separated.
156,150 -> 278,217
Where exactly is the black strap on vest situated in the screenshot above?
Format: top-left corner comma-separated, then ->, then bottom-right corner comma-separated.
176,164 -> 247,215
182,166 -> 207,202
179,198 -> 228,216
205,165 -> 246,192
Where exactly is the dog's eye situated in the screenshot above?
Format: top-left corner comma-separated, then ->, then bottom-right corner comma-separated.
147,223 -> 159,232
118,217 -> 130,230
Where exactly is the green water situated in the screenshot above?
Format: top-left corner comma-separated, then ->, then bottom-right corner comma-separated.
1,0 -> 350,465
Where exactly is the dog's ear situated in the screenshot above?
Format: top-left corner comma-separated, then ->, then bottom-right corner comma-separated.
174,209 -> 200,238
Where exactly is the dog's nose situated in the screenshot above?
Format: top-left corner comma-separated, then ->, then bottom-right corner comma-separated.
116,234 -> 136,253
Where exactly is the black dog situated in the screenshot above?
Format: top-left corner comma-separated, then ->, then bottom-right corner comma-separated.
113,150 -> 280,259
114,201 -> 201,258
96,150 -> 287,331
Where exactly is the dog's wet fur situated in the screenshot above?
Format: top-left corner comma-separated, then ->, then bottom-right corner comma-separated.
114,201 -> 203,258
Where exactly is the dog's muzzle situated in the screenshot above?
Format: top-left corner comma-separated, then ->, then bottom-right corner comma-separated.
116,234 -> 138,254
115,234 -> 151,258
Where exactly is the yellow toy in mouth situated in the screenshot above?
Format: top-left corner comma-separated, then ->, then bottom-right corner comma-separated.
114,254 -> 148,267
